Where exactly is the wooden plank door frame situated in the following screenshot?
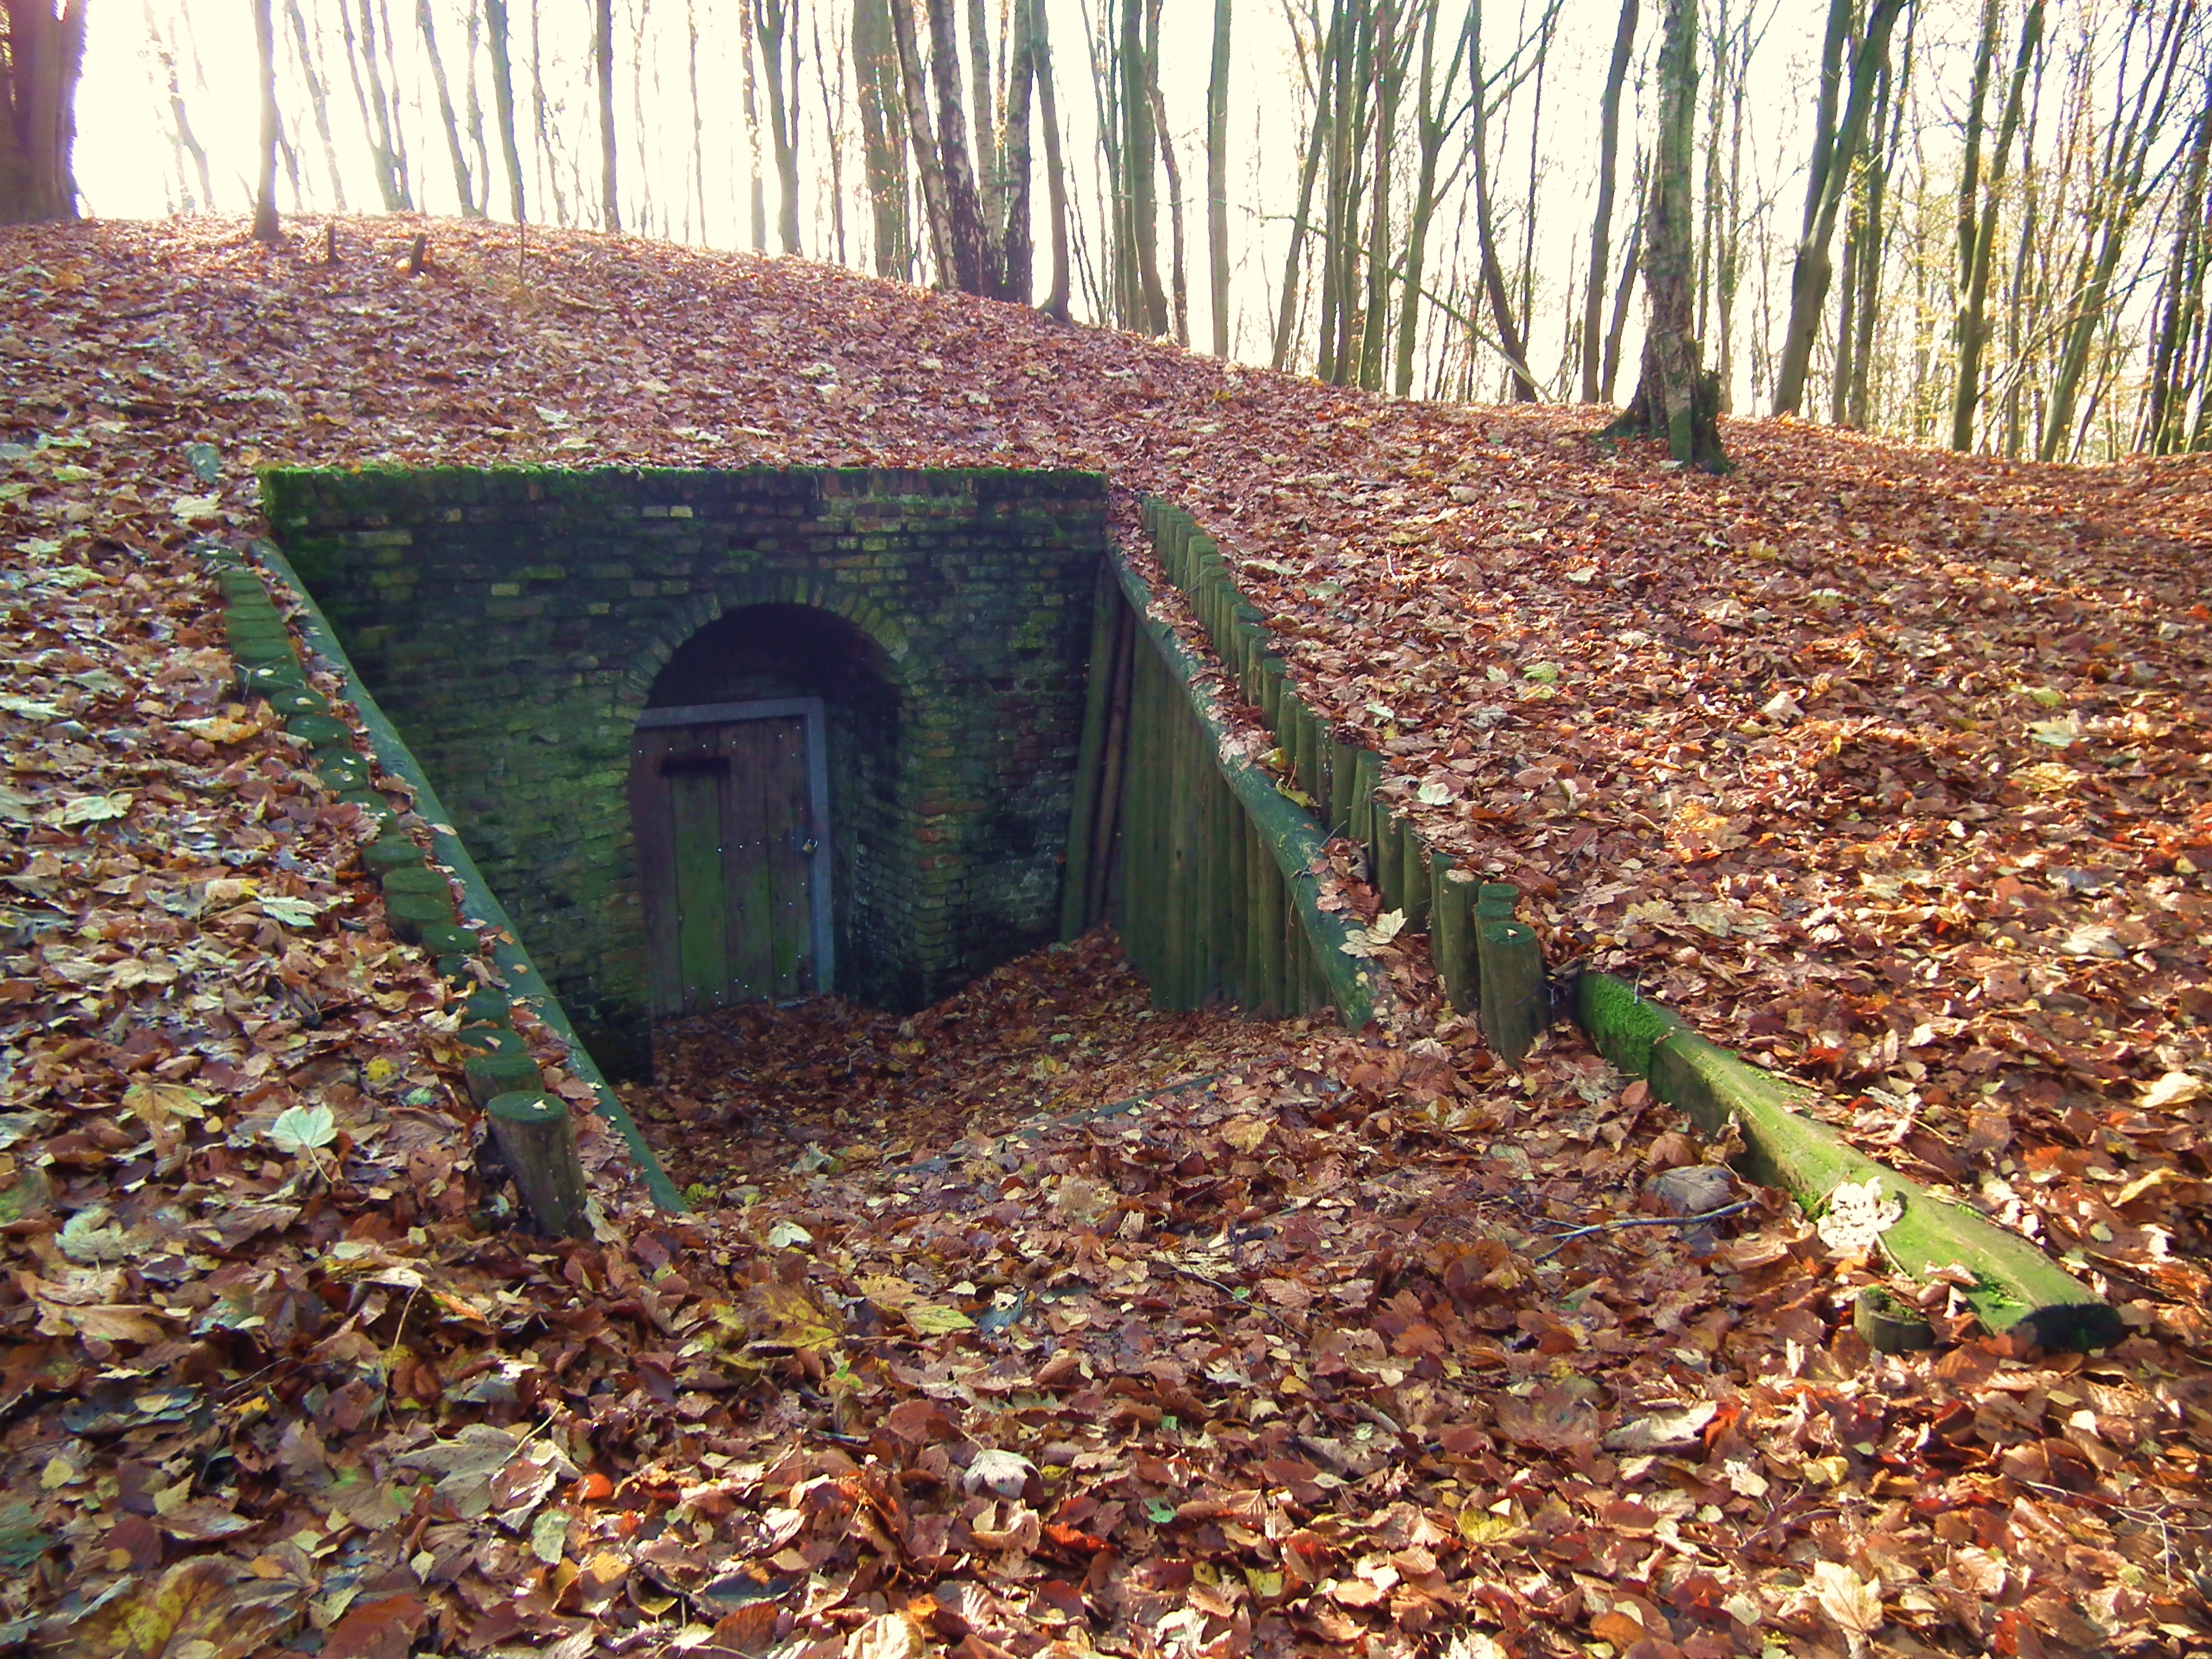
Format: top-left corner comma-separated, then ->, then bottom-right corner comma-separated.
634,697 -> 836,996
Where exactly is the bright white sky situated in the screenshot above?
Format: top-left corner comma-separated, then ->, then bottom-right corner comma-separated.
72,1 -> 2156,437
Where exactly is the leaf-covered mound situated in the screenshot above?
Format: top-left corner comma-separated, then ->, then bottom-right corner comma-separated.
0,216 -> 2208,1657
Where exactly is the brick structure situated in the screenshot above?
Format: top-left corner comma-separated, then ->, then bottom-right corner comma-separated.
263,466 -> 1108,1075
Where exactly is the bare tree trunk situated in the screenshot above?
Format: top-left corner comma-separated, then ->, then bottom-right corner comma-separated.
1580,0 -> 1638,401
528,0 -> 569,223
252,0 -> 281,241
594,0 -> 618,230
1772,0 -> 1908,416
1205,0 -> 1233,356
1469,0 -> 1537,400
0,0 -> 88,223
1030,0 -> 1071,318
753,1 -> 803,252
2146,102 -> 2211,453
1395,0 -> 1470,398
923,0 -> 996,293
965,0 -> 1002,239
1147,44 -> 1188,346
1119,0 -> 1169,330
1952,0 -> 2040,450
890,0 -> 956,283
814,10 -> 850,264
1604,0 -> 1724,471
484,0 -> 527,218
1001,0 -> 1036,303
854,0 -> 913,278
1358,0 -> 1404,392
342,0 -> 414,210
1273,2 -> 1340,372
1601,153 -> 1645,402
418,0 -> 483,217
284,0 -> 349,211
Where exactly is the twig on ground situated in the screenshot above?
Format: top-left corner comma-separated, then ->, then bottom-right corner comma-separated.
1532,1199 -> 1753,1262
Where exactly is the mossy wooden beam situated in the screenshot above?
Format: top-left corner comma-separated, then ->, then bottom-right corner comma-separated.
485,1091 -> 592,1239
1477,920 -> 1546,1062
1573,971 -> 2121,1353
1108,548 -> 1379,1030
249,540 -> 687,1214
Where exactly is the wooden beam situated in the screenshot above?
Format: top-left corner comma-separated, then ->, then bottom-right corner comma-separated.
1573,971 -> 2122,1353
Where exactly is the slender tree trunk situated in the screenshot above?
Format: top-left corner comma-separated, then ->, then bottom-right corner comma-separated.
1581,0 -> 1638,401
1272,3 -> 1339,372
284,0 -> 349,211
1119,0 -> 1169,330
1831,193 -> 1861,426
753,1 -> 802,252
923,0 -> 996,293
342,0 -> 414,210
854,0 -> 911,277
526,0 -> 568,223
965,0 -> 1002,240
1001,0 -> 1037,302
1469,0 -> 1536,400
483,0 -> 527,219
1205,0 -> 1233,357
1772,0 -> 1907,417
890,0 -> 956,284
252,0 -> 281,241
1358,1 -> 1402,392
594,0 -> 618,230
1148,45 -> 1189,345
1604,0 -> 1724,471
1952,0 -> 2040,450
2041,1 -> 2194,460
418,0 -> 481,217
1030,0 -> 1071,318
2147,105 -> 2211,453
1602,155 -> 1645,401
1395,1 -> 1468,398
814,10 -> 850,263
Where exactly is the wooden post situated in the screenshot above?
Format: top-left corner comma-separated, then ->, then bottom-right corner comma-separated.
1061,565 -> 1122,941
1477,920 -> 1547,1063
485,1091 -> 592,1239
463,987 -> 513,1025
387,888 -> 457,944
1476,882 -> 1520,925
464,1050 -> 543,1108
360,837 -> 426,876
1432,862 -> 1478,1011
1350,749 -> 1380,863
1374,802 -> 1405,915
1400,820 -> 1430,934
379,864 -> 450,899
1329,739 -> 1359,840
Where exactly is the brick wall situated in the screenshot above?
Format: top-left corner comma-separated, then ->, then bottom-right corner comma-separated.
263,466 -> 1108,1075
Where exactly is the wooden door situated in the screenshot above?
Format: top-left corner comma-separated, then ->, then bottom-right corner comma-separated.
630,700 -> 831,1015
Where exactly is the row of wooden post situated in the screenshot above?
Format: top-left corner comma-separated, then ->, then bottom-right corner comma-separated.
1139,500 -> 1551,1060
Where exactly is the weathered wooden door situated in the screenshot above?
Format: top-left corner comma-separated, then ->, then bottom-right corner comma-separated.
630,699 -> 832,1015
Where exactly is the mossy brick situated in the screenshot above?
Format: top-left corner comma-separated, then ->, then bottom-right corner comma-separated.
264,464 -> 1108,1069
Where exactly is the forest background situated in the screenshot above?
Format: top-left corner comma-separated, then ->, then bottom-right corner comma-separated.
21,0 -> 2212,463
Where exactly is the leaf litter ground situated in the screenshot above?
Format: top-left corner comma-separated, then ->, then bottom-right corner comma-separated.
0,217 -> 2206,1657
